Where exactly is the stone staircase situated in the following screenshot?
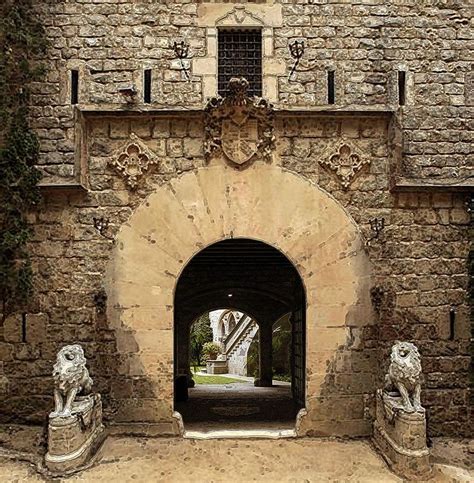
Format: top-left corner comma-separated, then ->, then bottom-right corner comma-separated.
223,315 -> 258,376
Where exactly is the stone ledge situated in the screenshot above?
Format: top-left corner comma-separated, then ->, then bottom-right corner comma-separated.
392,177 -> 474,192
38,182 -> 88,193
76,104 -> 396,116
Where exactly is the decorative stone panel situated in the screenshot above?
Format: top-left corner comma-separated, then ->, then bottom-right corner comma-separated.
319,140 -> 370,189
110,133 -> 158,189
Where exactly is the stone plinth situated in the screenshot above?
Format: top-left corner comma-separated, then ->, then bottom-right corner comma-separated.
206,360 -> 228,374
45,394 -> 104,475
373,390 -> 431,480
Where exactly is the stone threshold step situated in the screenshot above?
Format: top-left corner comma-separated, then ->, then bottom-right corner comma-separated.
184,428 -> 297,440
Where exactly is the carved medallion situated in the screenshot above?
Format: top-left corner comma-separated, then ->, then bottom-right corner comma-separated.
205,77 -> 275,166
111,133 -> 158,189
320,141 -> 370,189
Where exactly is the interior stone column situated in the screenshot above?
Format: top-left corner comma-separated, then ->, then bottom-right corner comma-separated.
256,323 -> 273,387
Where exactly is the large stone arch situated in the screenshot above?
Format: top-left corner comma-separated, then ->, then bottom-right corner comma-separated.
105,164 -> 373,435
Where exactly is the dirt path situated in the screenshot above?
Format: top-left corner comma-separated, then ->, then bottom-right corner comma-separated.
1,437 -> 402,482
1,436 -> 472,482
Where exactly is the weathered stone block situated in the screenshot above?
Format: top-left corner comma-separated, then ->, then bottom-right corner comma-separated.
45,394 -> 104,475
4,315 -> 22,343
373,391 -> 431,480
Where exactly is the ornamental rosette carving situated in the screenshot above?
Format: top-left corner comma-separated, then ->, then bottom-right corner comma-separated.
319,140 -> 370,189
111,133 -> 158,188
204,77 -> 275,166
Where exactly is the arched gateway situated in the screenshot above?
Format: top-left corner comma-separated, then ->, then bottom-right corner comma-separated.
105,164 -> 373,436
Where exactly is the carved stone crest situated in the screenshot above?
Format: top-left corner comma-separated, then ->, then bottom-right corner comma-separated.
111,133 -> 158,188
204,77 -> 275,166
320,140 -> 370,189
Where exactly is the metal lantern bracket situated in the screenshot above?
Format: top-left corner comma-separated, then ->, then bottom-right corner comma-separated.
173,41 -> 191,82
366,217 -> 385,246
93,217 -> 114,240
288,39 -> 305,81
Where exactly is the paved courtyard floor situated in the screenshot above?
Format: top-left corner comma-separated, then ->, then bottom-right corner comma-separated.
0,435 -> 472,482
177,380 -> 298,424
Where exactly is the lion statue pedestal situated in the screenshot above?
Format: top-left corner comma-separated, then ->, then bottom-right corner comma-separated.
44,345 -> 104,475
373,342 -> 431,480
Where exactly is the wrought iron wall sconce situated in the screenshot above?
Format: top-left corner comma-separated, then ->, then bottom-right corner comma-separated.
466,195 -> 474,214
370,286 -> 385,313
366,217 -> 385,246
94,289 -> 107,315
288,39 -> 305,81
93,217 -> 113,240
173,41 -> 190,82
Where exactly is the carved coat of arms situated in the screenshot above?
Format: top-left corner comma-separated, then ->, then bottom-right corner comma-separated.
204,78 -> 275,166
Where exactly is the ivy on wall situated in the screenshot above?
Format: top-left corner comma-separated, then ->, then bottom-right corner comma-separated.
0,0 -> 46,322
469,197 -> 474,389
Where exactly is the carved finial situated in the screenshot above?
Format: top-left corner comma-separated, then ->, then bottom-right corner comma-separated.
227,77 -> 250,106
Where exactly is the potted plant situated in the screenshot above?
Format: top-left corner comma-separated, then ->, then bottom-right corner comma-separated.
202,342 -> 221,361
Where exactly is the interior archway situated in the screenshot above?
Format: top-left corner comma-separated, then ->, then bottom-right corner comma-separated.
174,239 -> 306,429
105,164 -> 373,437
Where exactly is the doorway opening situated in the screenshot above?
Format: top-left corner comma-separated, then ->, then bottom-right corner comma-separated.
174,239 -> 306,431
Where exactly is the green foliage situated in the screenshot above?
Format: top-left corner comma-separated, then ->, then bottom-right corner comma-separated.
469,198 -> 474,388
202,341 -> 221,361
189,313 -> 213,366
192,374 -> 244,385
0,1 -> 46,322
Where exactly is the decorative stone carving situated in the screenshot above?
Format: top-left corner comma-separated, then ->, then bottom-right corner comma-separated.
204,77 -> 275,166
320,140 -> 369,189
215,5 -> 264,27
45,345 -> 104,475
111,133 -> 158,188
50,344 -> 93,418
373,341 -> 431,480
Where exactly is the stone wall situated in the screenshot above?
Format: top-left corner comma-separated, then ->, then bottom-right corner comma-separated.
0,1 -> 471,437
30,1 -> 473,184
0,113 -> 470,437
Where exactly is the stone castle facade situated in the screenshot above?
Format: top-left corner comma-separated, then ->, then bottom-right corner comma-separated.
0,1 -> 472,438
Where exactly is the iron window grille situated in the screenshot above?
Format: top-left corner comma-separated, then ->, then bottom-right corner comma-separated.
218,29 -> 262,97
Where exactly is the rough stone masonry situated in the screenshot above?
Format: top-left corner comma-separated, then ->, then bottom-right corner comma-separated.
0,0 -> 472,439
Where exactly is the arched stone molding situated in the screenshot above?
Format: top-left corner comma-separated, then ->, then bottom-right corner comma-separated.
105,164 -> 373,435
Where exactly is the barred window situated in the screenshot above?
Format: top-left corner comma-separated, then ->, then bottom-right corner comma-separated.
218,29 -> 262,97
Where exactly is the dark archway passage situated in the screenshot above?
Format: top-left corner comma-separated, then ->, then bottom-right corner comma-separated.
174,239 -> 306,428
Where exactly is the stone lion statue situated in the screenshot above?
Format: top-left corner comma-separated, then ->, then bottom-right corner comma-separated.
384,341 -> 423,413
50,344 -> 93,418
